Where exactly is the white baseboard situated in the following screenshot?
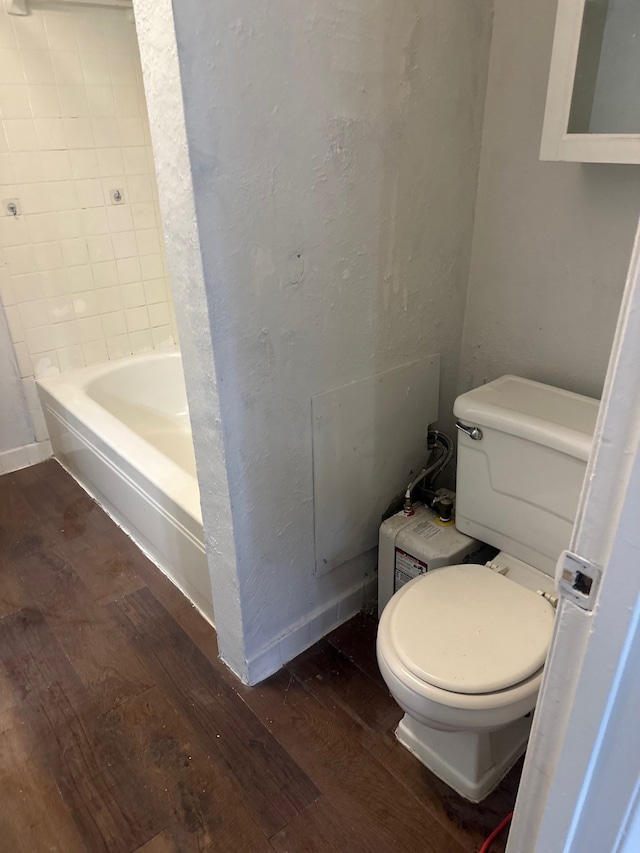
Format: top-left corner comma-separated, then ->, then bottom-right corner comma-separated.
0,440 -> 52,475
242,573 -> 378,685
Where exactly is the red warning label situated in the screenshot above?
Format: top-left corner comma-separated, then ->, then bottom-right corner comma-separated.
394,547 -> 428,592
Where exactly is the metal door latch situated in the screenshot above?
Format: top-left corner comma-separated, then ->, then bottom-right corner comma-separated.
557,550 -> 602,611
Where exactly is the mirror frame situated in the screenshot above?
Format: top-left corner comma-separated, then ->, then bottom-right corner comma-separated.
540,0 -> 640,164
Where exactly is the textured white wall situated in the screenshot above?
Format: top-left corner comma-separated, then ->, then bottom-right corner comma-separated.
132,0 -> 244,677
162,0 -> 492,681
459,0 -> 640,400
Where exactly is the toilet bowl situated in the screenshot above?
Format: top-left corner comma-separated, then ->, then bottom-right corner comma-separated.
377,554 -> 554,802
377,559 -> 555,800
376,375 -> 600,802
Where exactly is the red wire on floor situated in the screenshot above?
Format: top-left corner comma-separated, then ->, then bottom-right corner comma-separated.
479,811 -> 514,853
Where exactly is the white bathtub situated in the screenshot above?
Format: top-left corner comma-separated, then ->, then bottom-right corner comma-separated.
37,351 -> 214,624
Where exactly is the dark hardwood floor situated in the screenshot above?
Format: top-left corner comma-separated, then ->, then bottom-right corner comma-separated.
0,460 -> 519,852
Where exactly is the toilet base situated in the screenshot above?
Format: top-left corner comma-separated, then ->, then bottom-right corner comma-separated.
396,713 -> 532,802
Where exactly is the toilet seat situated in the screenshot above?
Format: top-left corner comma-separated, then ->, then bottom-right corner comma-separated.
387,564 -> 555,695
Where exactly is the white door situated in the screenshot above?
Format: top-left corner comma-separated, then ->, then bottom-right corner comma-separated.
507,218 -> 640,852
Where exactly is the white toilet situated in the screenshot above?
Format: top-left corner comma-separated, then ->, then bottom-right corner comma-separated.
376,375 -> 599,802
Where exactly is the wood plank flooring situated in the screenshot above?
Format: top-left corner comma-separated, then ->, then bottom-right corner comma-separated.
0,461 -> 519,852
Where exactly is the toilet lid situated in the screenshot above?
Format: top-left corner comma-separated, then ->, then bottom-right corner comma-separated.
387,564 -> 555,695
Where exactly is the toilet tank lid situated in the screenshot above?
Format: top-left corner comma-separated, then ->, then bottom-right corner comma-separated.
453,375 -> 599,462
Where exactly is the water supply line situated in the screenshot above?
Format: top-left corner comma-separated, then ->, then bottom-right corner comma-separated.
403,430 -> 454,516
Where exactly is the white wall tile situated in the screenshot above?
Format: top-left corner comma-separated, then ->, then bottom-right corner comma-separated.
107,204 -> 133,232
0,17 -> 18,51
58,85 -> 88,118
26,212 -> 57,243
69,148 -> 99,178
20,50 -> 54,86
5,304 -> 24,341
87,234 -> 113,263
46,295 -> 74,323
64,117 -> 93,149
73,290 -> 99,317
51,51 -> 83,86
28,85 -> 61,118
61,236 -> 89,266
4,244 -> 37,274
67,264 -> 92,293
14,341 -> 32,377
121,281 -> 145,308
127,175 -> 152,202
140,255 -> 163,280
129,328 -> 152,353
40,268 -> 68,298
0,152 -> 16,183
43,13 -> 78,53
81,207 -> 109,235
116,256 -> 140,284
11,151 -> 43,183
4,118 -> 37,151
77,315 -> 103,342
1,4 -> 175,391
91,116 -> 119,147
151,324 -> 174,349
135,228 -> 160,256
12,271 -> 43,301
82,339 -> 108,365
91,260 -> 118,288
18,299 -> 48,329
13,14 -> 47,51
0,85 -> 32,119
75,18 -> 104,52
106,333 -> 130,359
55,208 -> 83,238
148,301 -> 170,327
113,86 -> 139,117
102,309 -> 127,336
0,277 -> 15,307
33,350 -> 60,377
96,286 -> 122,314
20,182 -> 53,214
131,201 -> 155,229
118,116 -> 144,147
34,117 -> 65,150
41,150 -> 72,181
86,86 -> 115,117
0,50 -> 25,85
0,216 -> 29,247
34,240 -> 63,271
111,230 -> 136,259
25,324 -> 54,353
50,180 -> 78,212
51,320 -> 80,348
75,177 -> 103,207
57,344 -> 83,371
97,146 -> 124,176
80,53 -> 110,86
125,305 -> 148,332
108,52 -> 136,85
123,147 -> 148,175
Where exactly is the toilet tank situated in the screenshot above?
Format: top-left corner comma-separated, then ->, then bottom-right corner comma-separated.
453,376 -> 599,578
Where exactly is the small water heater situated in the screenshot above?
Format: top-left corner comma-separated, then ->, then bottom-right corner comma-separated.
378,499 -> 495,617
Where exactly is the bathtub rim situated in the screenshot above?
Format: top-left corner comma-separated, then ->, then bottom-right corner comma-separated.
36,350 -> 203,529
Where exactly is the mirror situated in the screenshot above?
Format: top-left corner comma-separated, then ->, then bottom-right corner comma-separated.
541,0 -> 640,163
568,0 -> 640,134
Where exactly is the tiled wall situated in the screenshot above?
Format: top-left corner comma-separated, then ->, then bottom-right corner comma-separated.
0,4 -> 177,446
